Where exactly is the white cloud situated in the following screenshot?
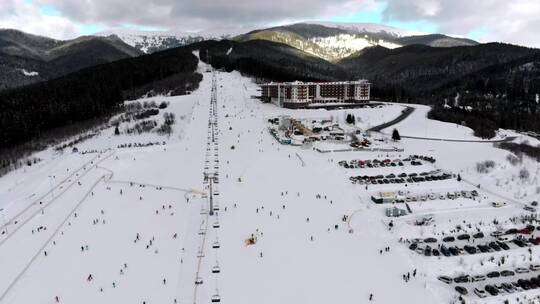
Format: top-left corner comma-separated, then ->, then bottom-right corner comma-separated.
0,0 -> 81,39
32,0 -> 371,32
383,0 -> 540,47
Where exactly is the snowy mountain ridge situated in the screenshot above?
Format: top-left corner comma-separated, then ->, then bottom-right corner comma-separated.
96,27 -> 245,53
95,22 -> 478,61
308,33 -> 401,60
312,21 -> 425,38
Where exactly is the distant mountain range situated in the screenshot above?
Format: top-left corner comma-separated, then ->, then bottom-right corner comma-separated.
0,29 -> 142,90
0,22 -> 483,91
98,22 -> 479,61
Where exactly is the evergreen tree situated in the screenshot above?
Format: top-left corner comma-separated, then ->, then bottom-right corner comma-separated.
392,129 -> 401,141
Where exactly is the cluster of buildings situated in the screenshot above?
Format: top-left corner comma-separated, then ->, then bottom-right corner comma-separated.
260,80 -> 370,108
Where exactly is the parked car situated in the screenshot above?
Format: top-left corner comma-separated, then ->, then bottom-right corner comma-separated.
513,239 -> 527,247
502,283 -> 515,293
485,285 -> 499,296
474,287 -> 487,298
489,242 -> 501,251
477,244 -> 490,253
473,232 -> 485,239
512,282 -> 524,292
464,245 -> 477,254
531,264 -> 540,271
455,286 -> 468,295
424,237 -> 437,243
524,206 -> 536,212
457,234 -> 470,240
443,236 -> 455,242
497,241 -> 510,250
530,277 -> 540,288
471,275 -> 486,282
516,267 -> 530,274
440,245 -> 451,257
409,243 -> 418,250
490,230 -> 503,237
486,271 -> 500,278
518,279 -> 531,290
497,236 -> 511,242
438,275 -> 453,284
454,275 -> 470,283
500,270 -> 515,277
449,247 -> 460,256
505,228 -> 518,235
492,201 -> 507,207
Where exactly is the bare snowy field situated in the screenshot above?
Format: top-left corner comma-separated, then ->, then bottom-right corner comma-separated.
1,59 -> 539,304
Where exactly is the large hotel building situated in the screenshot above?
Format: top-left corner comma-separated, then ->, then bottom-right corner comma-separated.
260,80 -> 370,108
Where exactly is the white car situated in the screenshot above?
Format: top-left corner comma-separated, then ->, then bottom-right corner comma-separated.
471,275 -> 486,282
530,264 -> 540,271
437,275 -> 453,284
516,267 -> 530,274
497,236 -> 511,242
492,202 -> 507,208
474,287 -> 487,298
490,230 -> 503,237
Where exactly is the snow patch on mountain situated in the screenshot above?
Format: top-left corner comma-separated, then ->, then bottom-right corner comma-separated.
19,69 -> 39,76
96,28 -> 248,53
309,34 -> 400,59
312,21 -> 425,38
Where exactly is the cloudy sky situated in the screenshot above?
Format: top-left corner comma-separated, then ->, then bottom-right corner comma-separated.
1,0 -> 540,47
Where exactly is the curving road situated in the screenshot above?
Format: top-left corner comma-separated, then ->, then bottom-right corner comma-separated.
368,104 -> 516,143
368,106 -> 414,132
400,135 -> 517,143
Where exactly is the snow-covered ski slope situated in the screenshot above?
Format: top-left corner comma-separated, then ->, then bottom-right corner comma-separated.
0,59 -> 539,304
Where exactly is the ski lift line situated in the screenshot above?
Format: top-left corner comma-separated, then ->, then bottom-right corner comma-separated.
0,170 -> 113,303
0,151 -> 106,233
0,151 -> 116,247
194,72 -> 220,304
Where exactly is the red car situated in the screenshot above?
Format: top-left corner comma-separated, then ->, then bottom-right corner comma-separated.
518,228 -> 531,235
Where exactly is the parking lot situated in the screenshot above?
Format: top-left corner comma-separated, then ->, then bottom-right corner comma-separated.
438,263 -> 540,299
409,224 -> 540,258
338,155 -> 436,169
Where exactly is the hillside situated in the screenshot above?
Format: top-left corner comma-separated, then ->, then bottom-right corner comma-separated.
235,23 -> 403,61
398,34 -> 479,47
339,43 -> 538,94
190,39 -> 349,81
0,29 -> 143,90
0,46 -> 201,152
